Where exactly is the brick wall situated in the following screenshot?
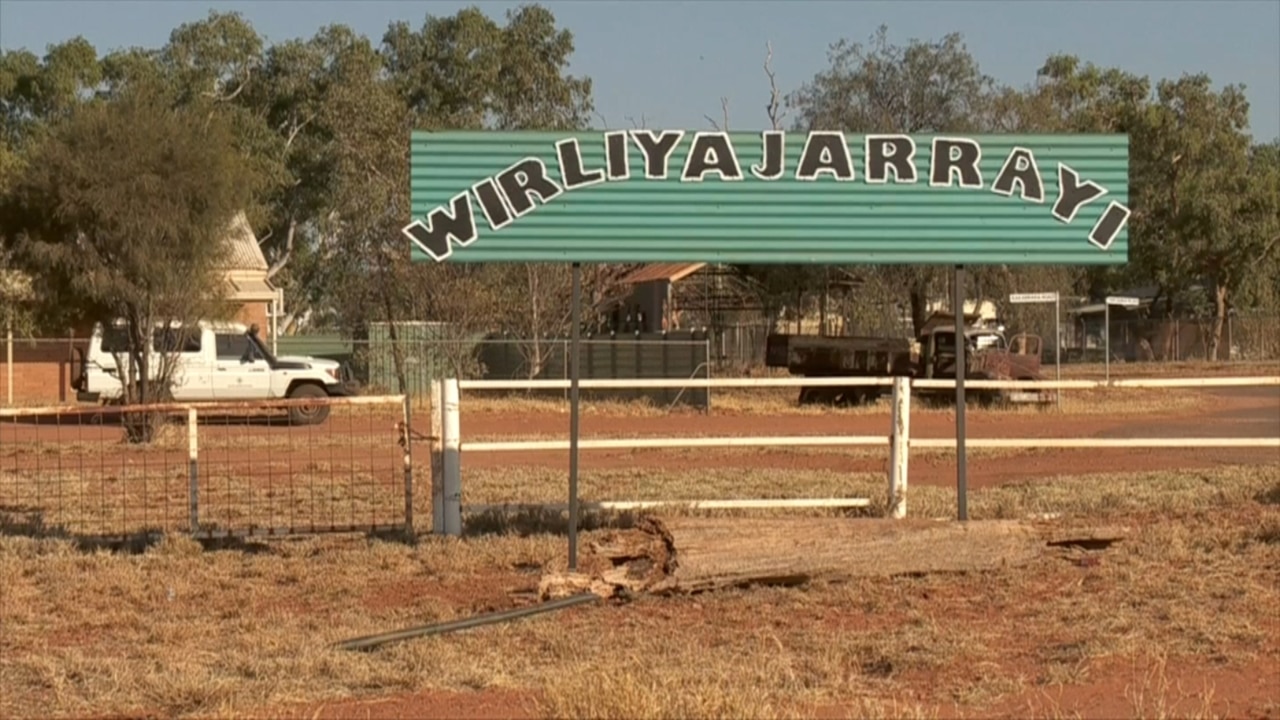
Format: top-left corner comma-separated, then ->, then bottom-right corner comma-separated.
234,302 -> 270,334
1,339 -> 83,405
2,302 -> 272,406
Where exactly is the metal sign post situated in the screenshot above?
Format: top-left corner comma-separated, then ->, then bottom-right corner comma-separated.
568,262 -> 582,570
5,319 -> 12,407
1104,296 -> 1140,382
1008,292 -> 1061,408
954,266 -> 968,521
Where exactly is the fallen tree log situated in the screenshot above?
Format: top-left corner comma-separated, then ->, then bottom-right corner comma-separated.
540,516 -> 1122,600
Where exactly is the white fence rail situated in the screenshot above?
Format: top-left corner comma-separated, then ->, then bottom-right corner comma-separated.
457,376 -> 1280,391
428,374 -> 1280,535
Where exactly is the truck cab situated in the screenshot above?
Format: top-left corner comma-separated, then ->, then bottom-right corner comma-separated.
72,320 -> 359,424
919,325 -> 1046,403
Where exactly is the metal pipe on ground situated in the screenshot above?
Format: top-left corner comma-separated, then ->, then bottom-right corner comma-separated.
333,593 -> 601,652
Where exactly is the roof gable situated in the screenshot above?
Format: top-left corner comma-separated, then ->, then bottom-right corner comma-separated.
219,212 -> 269,272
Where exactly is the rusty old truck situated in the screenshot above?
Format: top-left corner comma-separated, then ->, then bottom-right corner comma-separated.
764,313 -> 1052,407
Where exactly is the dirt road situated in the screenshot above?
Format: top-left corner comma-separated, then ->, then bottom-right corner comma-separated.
2,388 -> 1275,491
452,387 -> 1279,489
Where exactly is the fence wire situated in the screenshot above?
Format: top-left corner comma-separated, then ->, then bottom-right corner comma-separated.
0,396 -> 408,542
4,322 -> 1277,410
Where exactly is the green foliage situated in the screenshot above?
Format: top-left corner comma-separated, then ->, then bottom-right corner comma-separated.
382,5 -> 593,130
2,9 -> 1276,370
782,25 -> 1001,334
0,79 -> 266,429
785,28 -> 1279,342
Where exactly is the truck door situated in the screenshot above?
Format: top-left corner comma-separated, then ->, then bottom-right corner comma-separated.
213,332 -> 272,399
931,330 -> 958,378
154,328 -> 212,401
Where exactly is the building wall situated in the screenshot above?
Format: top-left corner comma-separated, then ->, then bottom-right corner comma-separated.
234,302 -> 270,335
1,339 -> 82,405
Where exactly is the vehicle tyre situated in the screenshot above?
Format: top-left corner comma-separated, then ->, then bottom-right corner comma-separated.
287,383 -> 331,426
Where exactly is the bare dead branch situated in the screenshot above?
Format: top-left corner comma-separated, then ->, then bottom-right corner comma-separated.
282,115 -> 313,153
265,218 -> 297,281
764,41 -> 786,131
704,97 -> 730,132
203,64 -> 254,103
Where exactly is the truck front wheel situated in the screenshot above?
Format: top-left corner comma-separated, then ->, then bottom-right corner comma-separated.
287,383 -> 331,426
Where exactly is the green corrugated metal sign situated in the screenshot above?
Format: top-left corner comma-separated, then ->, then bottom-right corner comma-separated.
405,131 -> 1130,265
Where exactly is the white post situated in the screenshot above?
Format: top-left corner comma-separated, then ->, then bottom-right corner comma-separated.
1054,295 -> 1061,409
441,377 -> 462,536
5,319 -> 12,406
430,378 -> 444,534
270,290 -> 280,357
888,376 -> 910,519
1103,297 -> 1139,382
187,406 -> 200,535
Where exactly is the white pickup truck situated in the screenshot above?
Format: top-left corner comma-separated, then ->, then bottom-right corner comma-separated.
71,321 -> 359,425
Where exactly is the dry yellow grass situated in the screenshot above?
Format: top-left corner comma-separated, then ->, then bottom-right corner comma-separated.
0,463 -> 1277,720
0,464 -> 403,539
464,384 -> 1213,418
458,462 -> 1280,520
1060,359 -> 1280,379
4,448 -> 1275,543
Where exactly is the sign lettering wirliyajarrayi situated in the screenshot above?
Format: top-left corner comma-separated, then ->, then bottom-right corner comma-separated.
405,131 -> 1131,264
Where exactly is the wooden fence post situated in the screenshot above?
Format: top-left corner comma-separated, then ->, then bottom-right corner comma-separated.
888,376 -> 911,519
430,379 -> 444,534
441,378 -> 462,536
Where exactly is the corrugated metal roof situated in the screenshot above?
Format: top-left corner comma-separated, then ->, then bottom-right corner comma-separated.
620,263 -> 707,284
408,131 -> 1130,265
220,212 -> 269,272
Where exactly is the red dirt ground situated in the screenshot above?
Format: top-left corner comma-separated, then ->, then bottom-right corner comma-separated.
269,689 -> 539,720
260,650 -> 1280,720
248,387 -> 1279,720
12,387 -> 1280,719
451,386 -> 1279,489
5,389 -> 1275,489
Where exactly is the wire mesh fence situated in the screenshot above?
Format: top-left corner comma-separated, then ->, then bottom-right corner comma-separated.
1002,311 -> 1280,364
4,316 -> 1276,410
0,395 -> 409,542
273,331 -> 715,408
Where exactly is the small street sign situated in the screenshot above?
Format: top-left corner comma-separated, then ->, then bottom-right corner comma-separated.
1009,292 -> 1059,304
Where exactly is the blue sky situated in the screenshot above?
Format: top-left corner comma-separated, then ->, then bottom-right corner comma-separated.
2,0 -> 1277,141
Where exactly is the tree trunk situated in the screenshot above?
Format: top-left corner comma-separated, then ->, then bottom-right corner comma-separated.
819,268 -> 828,336
794,288 -> 802,333
381,293 -> 409,397
525,264 -> 543,380
1209,281 -> 1229,362
538,516 -> 1104,599
1161,294 -> 1177,361
909,285 -> 928,336
123,311 -> 163,444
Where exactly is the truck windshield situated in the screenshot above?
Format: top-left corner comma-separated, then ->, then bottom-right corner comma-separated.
101,326 -> 131,354
972,333 -> 1005,350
